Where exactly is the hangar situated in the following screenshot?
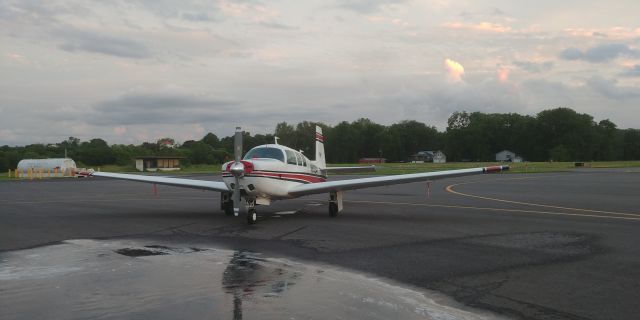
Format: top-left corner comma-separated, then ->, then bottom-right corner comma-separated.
135,156 -> 184,172
16,158 -> 77,177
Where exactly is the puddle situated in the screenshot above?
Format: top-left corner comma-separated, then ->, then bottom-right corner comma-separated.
307,202 -> 324,206
0,239 -> 505,320
274,210 -> 297,216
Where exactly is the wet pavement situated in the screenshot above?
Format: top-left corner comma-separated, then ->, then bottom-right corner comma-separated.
0,239 -> 503,320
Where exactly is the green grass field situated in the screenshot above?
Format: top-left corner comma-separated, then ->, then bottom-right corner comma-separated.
4,161 -> 640,181
344,161 -> 640,175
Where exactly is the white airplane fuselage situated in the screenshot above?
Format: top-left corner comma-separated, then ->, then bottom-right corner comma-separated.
221,145 -> 325,203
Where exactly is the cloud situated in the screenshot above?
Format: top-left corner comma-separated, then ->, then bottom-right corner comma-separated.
90,92 -> 240,125
56,28 -> 152,59
497,67 -> 510,83
560,43 -> 639,63
336,0 -> 408,13
258,21 -> 297,30
377,78 -> 528,125
586,76 -> 640,100
181,12 -> 218,22
620,64 -> 640,77
513,60 -> 553,73
559,47 -> 585,60
442,22 -> 511,33
444,58 -> 464,82
82,91 -> 326,128
564,27 -> 640,40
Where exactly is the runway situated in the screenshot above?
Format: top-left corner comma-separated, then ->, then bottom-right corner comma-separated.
1,169 -> 639,319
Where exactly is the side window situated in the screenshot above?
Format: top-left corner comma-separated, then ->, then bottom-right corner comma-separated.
286,150 -> 297,165
295,152 -> 303,166
301,155 -> 307,167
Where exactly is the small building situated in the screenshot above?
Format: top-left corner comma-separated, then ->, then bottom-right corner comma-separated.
358,158 -> 386,164
17,158 -> 77,175
409,150 -> 447,163
495,150 -> 523,162
135,156 -> 184,172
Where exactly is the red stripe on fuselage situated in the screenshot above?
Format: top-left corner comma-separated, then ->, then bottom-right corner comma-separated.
249,171 -> 326,183
222,170 -> 326,184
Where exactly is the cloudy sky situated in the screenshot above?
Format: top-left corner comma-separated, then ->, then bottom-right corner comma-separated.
1,0 -> 639,145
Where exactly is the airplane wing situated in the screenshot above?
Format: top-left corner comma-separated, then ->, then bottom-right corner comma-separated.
81,171 -> 230,192
288,165 -> 508,197
323,165 -> 376,174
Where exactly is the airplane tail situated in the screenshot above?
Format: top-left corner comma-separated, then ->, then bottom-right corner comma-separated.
313,125 -> 326,170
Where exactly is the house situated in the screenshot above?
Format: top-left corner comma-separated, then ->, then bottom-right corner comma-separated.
135,156 -> 184,172
409,150 -> 447,163
495,150 -> 523,162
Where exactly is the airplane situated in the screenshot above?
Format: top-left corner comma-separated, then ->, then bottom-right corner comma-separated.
81,126 -> 509,224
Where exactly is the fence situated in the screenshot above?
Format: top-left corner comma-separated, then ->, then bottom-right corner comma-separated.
8,168 -> 79,180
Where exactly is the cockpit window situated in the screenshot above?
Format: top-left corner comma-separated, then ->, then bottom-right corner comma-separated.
243,147 -> 285,162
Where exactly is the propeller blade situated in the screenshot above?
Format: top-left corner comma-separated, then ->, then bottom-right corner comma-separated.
232,126 -> 243,216
233,176 -> 241,216
234,126 -> 243,162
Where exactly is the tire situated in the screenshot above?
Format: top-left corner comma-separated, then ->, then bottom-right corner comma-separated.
247,209 -> 257,225
329,202 -> 338,217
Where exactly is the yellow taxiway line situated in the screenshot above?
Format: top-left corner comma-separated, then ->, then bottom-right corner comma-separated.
445,177 -> 640,218
341,199 -> 640,222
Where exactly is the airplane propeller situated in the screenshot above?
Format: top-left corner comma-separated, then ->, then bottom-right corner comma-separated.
229,127 -> 244,216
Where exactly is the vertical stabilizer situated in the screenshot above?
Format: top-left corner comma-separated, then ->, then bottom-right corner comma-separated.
314,125 -> 326,170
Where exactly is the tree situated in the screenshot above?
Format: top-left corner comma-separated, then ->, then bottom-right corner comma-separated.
188,141 -> 214,164
594,119 -> 621,160
622,129 -> 640,160
157,137 -> 175,149
201,133 -> 219,148
274,122 -> 295,147
536,108 -> 597,161
77,139 -> 116,166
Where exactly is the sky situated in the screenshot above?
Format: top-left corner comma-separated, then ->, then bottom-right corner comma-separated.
1,0 -> 640,145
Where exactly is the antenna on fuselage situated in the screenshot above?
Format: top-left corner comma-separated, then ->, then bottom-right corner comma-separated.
274,136 -> 279,145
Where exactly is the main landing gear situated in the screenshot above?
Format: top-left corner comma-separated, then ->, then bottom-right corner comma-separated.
221,193 -> 235,216
246,199 -> 257,225
221,193 -> 258,224
329,191 -> 344,217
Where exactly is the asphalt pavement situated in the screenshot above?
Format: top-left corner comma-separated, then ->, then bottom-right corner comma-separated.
1,169 -> 639,319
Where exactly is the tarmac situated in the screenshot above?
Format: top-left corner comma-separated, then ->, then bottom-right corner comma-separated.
1,168 -> 639,319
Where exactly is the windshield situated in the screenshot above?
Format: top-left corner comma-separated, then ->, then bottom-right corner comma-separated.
243,147 -> 285,162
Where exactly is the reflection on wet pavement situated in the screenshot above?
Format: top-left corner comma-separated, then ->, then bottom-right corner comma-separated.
0,239 -> 504,320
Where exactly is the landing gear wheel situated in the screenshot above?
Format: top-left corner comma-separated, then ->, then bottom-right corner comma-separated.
329,202 -> 338,217
224,201 -> 234,216
247,209 -> 257,225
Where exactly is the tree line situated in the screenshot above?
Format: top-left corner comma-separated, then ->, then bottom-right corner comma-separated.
1,107 -> 639,171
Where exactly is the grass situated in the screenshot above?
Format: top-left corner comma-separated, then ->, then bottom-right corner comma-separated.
330,161 -> 640,175
91,164 -> 222,174
3,161 -> 640,181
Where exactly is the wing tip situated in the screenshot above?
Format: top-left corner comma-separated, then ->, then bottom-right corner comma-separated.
483,165 -> 509,173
